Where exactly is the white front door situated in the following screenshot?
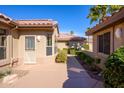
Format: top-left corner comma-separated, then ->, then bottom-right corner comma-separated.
24,36 -> 36,64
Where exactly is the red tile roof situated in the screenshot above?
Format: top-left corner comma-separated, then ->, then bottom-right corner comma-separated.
57,33 -> 85,41
0,13 -> 12,21
14,19 -> 58,27
0,13 -> 59,33
0,13 -> 16,27
86,7 -> 124,35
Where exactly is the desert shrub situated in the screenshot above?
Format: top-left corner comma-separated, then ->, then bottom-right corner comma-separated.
95,58 -> 101,64
58,48 -> 61,52
79,52 -> 86,60
85,55 -> 94,65
76,51 -> 94,65
63,48 -> 69,54
83,44 -> 89,50
69,48 -> 77,55
0,72 -> 6,79
56,50 -> 67,63
103,46 -> 124,88
76,51 -> 82,56
0,67 -> 12,79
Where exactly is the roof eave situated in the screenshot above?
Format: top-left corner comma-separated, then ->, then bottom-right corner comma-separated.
85,7 -> 124,36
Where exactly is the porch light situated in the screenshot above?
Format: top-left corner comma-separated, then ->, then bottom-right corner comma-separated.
37,36 -> 41,42
115,28 -> 122,39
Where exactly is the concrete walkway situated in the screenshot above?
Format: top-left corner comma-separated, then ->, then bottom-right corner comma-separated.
0,62 -> 68,88
63,55 -> 103,88
0,55 -> 103,88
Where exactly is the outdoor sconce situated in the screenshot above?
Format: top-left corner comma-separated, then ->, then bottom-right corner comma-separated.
37,36 -> 41,42
115,28 -> 122,39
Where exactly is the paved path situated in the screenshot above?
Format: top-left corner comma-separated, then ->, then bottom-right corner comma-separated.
0,55 -> 103,88
0,62 -> 68,88
63,55 -> 103,88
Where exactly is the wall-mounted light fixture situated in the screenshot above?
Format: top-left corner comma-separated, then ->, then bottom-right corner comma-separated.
115,28 -> 122,39
36,35 -> 41,42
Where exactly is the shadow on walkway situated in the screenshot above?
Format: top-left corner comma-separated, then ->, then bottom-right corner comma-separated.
63,56 -> 103,88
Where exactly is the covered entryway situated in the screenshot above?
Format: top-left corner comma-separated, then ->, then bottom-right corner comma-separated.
24,36 -> 36,64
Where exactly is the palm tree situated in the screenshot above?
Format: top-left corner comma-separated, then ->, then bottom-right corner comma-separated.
87,5 -> 124,24
87,5 -> 107,24
107,5 -> 124,15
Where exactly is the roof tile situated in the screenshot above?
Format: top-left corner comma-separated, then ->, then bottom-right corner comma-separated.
57,33 -> 85,41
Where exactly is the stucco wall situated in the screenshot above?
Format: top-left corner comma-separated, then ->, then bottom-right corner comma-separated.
17,29 -> 58,64
57,41 -> 69,50
114,22 -> 124,50
92,22 -> 124,69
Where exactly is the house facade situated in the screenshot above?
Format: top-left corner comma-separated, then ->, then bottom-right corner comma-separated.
86,8 -> 124,68
57,33 -> 85,50
0,13 -> 59,67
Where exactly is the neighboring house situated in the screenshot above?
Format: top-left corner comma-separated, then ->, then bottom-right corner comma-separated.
57,33 -> 85,50
85,8 -> 124,68
0,13 -> 59,67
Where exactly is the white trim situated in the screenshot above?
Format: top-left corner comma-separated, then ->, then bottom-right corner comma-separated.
24,35 -> 36,64
0,35 -> 7,60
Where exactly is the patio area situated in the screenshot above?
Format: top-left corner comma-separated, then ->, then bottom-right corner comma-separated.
0,62 -> 68,88
0,55 -> 103,88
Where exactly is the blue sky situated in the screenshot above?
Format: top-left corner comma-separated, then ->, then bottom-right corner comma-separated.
0,5 -> 95,37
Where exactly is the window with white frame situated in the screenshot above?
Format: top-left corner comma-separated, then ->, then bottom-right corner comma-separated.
0,29 -> 7,60
46,34 -> 52,56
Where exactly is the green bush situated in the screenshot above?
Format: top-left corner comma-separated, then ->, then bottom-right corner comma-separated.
58,48 -> 61,52
0,72 -> 6,79
103,46 -> 124,88
76,51 -> 94,65
85,55 -> 94,65
83,44 -> 89,50
69,48 -> 77,55
0,67 -> 12,79
56,50 -> 67,63
76,51 -> 82,56
79,53 -> 86,60
95,58 -> 101,64
63,48 -> 69,54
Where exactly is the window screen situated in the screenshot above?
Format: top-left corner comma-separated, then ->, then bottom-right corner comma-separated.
46,34 -> 52,56
0,29 -> 7,60
25,36 -> 35,50
47,34 -> 52,46
98,32 -> 110,55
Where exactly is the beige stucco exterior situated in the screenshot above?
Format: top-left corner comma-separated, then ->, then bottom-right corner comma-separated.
92,22 -> 124,69
0,17 -> 59,67
17,30 -> 56,64
57,41 -> 69,50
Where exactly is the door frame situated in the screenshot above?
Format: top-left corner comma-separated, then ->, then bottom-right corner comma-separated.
24,35 -> 36,64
